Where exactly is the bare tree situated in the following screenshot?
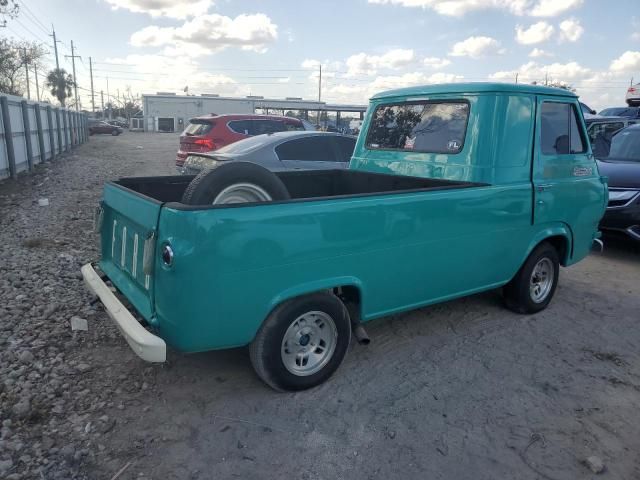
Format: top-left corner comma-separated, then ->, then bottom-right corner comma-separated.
0,0 -> 19,27
0,38 -> 46,96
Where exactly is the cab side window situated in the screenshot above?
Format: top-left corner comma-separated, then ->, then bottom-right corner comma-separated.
541,102 -> 587,155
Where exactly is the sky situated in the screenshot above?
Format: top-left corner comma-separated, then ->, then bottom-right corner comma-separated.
6,0 -> 640,111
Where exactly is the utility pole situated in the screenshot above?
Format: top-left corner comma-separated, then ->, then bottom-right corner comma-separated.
65,40 -> 81,111
89,57 -> 95,113
101,90 -> 104,118
515,73 -> 518,84
106,77 -> 111,120
317,64 -> 322,128
34,64 -> 40,101
23,48 -> 30,99
50,25 -> 60,70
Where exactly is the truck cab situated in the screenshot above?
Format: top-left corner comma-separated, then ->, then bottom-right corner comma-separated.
82,83 -> 607,391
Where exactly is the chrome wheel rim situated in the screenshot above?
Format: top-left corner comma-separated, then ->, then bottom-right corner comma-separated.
530,258 -> 554,303
281,311 -> 338,376
213,183 -> 272,204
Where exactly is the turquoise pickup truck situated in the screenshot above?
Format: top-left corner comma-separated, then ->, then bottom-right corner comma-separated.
82,83 -> 607,391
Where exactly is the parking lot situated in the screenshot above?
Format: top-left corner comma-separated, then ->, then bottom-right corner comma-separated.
1,132 -> 640,480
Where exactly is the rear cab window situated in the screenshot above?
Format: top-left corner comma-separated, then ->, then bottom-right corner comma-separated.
365,100 -> 470,153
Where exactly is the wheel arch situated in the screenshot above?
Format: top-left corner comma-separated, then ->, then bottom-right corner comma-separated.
524,224 -> 573,267
266,277 -> 365,325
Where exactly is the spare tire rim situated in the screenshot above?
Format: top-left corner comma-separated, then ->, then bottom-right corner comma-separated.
213,183 -> 273,204
281,311 -> 338,376
530,257 -> 554,303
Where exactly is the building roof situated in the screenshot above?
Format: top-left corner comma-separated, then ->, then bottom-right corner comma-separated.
372,82 -> 578,100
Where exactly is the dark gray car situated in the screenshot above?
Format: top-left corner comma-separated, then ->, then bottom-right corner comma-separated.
178,131 -> 356,174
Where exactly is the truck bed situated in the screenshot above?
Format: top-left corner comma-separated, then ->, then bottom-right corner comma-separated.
113,169 -> 485,207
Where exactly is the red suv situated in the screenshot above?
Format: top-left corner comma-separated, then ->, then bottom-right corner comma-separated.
176,114 -> 306,167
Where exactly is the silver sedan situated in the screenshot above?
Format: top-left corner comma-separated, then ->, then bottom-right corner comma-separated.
178,131 -> 356,174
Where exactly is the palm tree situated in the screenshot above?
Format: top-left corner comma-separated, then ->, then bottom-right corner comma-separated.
46,68 -> 75,107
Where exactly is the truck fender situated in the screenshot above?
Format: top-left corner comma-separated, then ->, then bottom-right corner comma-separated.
268,276 -> 365,319
522,224 -> 573,267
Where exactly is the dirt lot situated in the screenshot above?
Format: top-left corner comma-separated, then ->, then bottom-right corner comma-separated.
1,132 -> 639,480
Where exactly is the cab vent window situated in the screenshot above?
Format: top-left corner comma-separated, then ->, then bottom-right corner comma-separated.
541,102 -> 587,155
365,101 -> 469,153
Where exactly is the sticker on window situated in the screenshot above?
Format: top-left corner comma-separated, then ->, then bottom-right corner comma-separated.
404,136 -> 416,149
447,140 -> 460,151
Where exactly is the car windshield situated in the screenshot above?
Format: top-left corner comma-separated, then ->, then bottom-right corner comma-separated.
215,134 -> 272,154
603,128 -> 640,162
599,107 -> 638,117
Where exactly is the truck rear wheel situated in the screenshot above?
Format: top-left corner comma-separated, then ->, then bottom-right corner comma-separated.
249,292 -> 351,391
181,162 -> 290,205
504,242 -> 559,314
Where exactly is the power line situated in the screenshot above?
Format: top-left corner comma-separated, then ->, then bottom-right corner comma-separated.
16,0 -> 50,35
14,17 -> 49,44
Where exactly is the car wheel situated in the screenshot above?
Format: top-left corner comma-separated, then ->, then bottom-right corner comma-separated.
249,292 -> 351,391
112,130 -> 120,136
504,242 -> 560,314
181,161 -> 290,205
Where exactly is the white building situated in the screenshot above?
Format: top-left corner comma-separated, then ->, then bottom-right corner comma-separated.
139,93 -> 366,132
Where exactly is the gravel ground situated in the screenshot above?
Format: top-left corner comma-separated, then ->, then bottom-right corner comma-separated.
1,132 -> 639,480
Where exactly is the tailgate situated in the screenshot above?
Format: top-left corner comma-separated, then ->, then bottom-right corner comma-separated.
98,182 -> 161,320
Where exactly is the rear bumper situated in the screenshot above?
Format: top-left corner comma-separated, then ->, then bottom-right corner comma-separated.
81,263 -> 166,362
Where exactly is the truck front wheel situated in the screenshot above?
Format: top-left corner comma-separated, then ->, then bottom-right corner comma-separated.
249,292 -> 351,391
504,242 -> 560,314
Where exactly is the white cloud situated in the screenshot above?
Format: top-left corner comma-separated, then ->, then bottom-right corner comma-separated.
423,56 -> 452,69
103,54 -> 240,96
129,13 -> 278,54
515,21 -> 554,44
490,60 -> 590,83
559,18 -> 584,42
529,48 -> 553,57
449,36 -> 503,58
104,0 -> 213,19
323,71 -> 463,104
529,0 -> 582,17
366,0 -> 581,16
345,49 -> 415,76
610,51 -> 640,72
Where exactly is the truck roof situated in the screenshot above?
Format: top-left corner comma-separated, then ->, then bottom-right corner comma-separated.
372,82 -> 578,100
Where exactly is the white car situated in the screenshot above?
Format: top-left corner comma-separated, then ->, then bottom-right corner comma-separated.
626,83 -> 640,106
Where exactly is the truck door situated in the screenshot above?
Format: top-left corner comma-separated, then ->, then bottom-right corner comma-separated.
533,98 -> 606,261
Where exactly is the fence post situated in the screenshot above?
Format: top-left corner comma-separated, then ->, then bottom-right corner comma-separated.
73,112 -> 78,145
1,96 -> 16,179
34,104 -> 45,164
63,110 -> 70,151
55,109 -> 62,154
46,106 -> 55,160
20,100 -> 34,171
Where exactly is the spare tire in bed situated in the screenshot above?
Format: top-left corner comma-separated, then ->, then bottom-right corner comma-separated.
181,162 -> 291,205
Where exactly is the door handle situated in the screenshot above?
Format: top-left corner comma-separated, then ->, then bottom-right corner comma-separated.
536,184 -> 553,192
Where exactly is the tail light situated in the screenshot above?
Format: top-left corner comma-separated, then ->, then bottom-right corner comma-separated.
628,87 -> 637,93
194,138 -> 215,150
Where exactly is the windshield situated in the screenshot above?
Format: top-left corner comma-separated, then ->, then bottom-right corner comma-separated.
215,134 -> 271,154
599,107 -> 638,117
603,128 -> 640,162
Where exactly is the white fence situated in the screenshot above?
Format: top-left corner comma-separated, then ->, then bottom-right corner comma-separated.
0,94 -> 89,180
